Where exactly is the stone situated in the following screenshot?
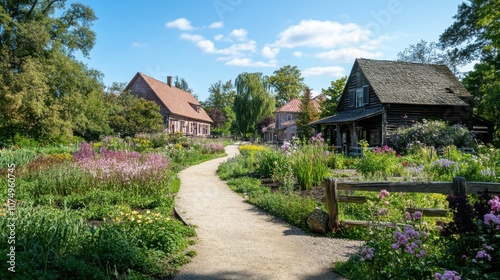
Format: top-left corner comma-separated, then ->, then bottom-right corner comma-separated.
307,207 -> 329,234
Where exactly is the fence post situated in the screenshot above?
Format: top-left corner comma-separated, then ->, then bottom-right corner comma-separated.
453,177 -> 468,196
324,178 -> 340,231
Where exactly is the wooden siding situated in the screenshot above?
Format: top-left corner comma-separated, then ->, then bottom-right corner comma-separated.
338,63 -> 382,113
128,76 -> 170,118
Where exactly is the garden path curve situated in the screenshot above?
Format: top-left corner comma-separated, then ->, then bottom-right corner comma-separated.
174,143 -> 361,280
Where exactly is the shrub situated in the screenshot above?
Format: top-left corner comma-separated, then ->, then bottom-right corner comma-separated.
290,137 -> 330,189
391,120 -> 475,153
238,144 -> 267,156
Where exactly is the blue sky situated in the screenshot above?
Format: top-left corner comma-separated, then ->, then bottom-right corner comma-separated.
75,0 -> 464,101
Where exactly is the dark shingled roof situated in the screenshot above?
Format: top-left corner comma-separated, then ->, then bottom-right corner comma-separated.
310,107 -> 384,125
357,59 -> 471,106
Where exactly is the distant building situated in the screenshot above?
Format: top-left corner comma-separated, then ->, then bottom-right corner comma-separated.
263,96 -> 323,142
310,58 -> 493,150
126,73 -> 213,136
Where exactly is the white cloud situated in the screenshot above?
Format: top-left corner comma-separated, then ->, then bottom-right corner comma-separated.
293,51 -> 303,58
303,66 -> 345,77
229,28 -> 248,41
196,40 -> 217,53
261,45 -> 279,59
180,33 -> 204,42
272,20 -> 371,49
132,42 -> 148,48
224,58 -> 278,67
214,34 -> 224,41
316,48 -> 383,62
209,21 -> 224,28
165,18 -> 193,30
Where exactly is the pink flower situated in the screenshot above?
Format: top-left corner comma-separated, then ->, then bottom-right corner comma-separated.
324,151 -> 330,157
405,212 -> 411,220
379,190 -> 390,200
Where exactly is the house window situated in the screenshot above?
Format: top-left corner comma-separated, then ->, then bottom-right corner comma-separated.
355,85 -> 370,107
287,114 -> 292,121
370,129 -> 381,146
180,121 -> 186,134
356,89 -> 364,107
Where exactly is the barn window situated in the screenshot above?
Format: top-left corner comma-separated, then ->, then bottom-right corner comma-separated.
356,89 -> 364,107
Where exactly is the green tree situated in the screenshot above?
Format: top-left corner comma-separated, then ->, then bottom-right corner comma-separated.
440,0 -> 500,65
296,88 -> 319,140
106,89 -> 164,137
204,80 -> 236,135
0,0 -> 105,144
269,65 -> 305,108
233,72 -> 275,137
440,0 -> 500,145
320,77 -> 346,118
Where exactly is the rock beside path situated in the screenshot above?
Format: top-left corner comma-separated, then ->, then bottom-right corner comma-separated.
307,207 -> 330,234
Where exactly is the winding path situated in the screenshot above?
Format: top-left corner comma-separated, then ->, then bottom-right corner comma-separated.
174,143 -> 361,280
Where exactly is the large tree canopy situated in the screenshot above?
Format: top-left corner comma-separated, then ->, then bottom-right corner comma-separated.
268,65 -> 305,108
233,72 -> 275,136
440,0 -> 500,145
203,80 -> 236,135
440,0 -> 500,65
0,0 -> 104,144
320,77 -> 346,118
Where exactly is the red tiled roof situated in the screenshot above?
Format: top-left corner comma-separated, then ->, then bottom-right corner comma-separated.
274,98 -> 321,113
128,73 -> 213,123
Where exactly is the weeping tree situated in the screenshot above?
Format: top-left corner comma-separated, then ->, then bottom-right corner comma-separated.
233,72 -> 275,137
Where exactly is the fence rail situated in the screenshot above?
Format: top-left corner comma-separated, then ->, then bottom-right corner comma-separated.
324,177 -> 500,231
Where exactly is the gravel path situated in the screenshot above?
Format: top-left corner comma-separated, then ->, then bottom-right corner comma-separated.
174,143 -> 362,280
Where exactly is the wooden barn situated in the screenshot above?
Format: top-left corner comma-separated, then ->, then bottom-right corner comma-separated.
310,58 -> 493,151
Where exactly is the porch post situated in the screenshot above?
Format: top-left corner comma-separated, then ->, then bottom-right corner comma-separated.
351,122 -> 357,147
335,124 -> 342,147
382,109 -> 387,146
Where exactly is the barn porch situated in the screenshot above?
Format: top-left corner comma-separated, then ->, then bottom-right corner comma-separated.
310,107 -> 385,153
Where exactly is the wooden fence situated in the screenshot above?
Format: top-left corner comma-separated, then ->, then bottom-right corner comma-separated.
324,177 -> 500,231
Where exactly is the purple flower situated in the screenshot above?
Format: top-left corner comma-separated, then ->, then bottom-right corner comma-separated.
324,151 -> 330,157
413,211 -> 423,220
359,246 -> 375,261
435,270 -> 461,280
484,213 -> 500,226
475,250 -> 492,261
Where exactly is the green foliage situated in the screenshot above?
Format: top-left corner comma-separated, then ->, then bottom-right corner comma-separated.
233,72 -> 275,136
227,177 -> 269,196
106,91 -> 164,137
203,79 -> 236,135
320,76 -> 346,118
296,88 -> 319,140
217,153 -> 257,180
251,193 -> 319,229
290,138 -> 330,190
268,65 -> 305,108
390,120 -> 476,153
357,146 -> 404,179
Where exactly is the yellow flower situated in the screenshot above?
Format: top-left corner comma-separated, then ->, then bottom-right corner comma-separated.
115,217 -> 121,222
129,217 -> 135,221
146,210 -> 151,214
137,220 -> 142,223
119,211 -> 124,215
137,214 -> 143,219
132,210 -> 139,215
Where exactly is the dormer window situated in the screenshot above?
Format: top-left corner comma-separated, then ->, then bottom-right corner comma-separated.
189,102 -> 201,113
350,85 -> 369,108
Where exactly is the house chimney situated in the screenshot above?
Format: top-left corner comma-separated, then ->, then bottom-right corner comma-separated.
167,76 -> 173,87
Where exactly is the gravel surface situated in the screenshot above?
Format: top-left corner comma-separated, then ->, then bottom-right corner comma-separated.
174,143 -> 362,280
